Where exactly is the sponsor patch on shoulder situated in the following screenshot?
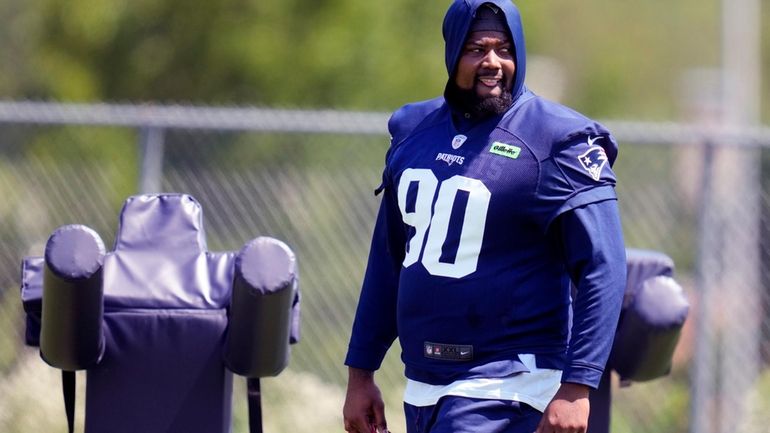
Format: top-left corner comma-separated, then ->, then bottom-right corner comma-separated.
424,342 -> 473,361
489,141 -> 521,160
578,137 -> 608,181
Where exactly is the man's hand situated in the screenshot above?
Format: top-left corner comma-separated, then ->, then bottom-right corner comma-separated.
535,382 -> 591,433
343,367 -> 389,433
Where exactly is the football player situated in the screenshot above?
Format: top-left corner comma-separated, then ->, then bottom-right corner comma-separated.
344,2 -> 626,432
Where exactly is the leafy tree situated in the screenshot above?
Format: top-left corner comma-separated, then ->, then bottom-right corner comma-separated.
0,0 -> 735,120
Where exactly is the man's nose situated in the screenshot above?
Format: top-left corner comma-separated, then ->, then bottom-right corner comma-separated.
481,50 -> 502,69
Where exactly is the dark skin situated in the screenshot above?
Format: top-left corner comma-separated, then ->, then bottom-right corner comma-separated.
536,383 -> 591,433
454,30 -> 516,99
343,368 -> 387,433
343,30 -> 592,433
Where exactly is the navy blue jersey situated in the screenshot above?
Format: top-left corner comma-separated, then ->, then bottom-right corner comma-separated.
345,0 -> 626,389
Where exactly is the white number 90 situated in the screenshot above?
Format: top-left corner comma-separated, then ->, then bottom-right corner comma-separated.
397,168 -> 491,278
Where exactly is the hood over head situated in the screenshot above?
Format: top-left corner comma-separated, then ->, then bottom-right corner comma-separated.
442,0 -> 527,102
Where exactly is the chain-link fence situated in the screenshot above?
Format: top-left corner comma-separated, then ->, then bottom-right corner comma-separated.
0,101 -> 769,433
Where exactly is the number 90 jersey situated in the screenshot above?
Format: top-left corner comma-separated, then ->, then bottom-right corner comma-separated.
346,90 -> 621,386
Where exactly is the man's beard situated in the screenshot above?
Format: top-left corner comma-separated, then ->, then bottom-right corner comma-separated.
445,81 -> 513,118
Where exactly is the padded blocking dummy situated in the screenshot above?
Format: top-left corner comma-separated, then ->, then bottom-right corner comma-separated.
587,248 -> 689,433
225,237 -> 298,377
40,225 -> 106,371
610,249 -> 689,382
20,194 -> 300,433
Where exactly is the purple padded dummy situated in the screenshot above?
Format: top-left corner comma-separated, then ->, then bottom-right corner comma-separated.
587,248 -> 689,433
40,225 -> 106,370
610,249 -> 689,382
20,194 -> 300,433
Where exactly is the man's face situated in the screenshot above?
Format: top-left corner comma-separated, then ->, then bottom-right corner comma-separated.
454,30 -> 515,100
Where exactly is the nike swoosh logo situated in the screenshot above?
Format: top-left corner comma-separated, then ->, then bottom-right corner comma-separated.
587,135 -> 603,147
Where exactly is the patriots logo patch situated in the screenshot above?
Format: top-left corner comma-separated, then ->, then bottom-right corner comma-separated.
578,137 -> 608,181
436,153 -> 465,166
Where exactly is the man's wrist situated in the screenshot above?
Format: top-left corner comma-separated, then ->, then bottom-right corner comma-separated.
558,382 -> 591,399
348,367 -> 375,381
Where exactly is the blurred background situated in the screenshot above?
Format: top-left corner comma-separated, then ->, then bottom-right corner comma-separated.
0,0 -> 769,432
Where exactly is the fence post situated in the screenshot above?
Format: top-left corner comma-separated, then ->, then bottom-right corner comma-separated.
138,127 -> 165,194
716,1 -> 762,433
690,140 -> 717,433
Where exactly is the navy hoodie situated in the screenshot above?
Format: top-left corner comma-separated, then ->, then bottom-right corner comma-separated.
345,0 -> 626,389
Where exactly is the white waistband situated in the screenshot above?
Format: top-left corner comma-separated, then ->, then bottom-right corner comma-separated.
403,354 -> 562,412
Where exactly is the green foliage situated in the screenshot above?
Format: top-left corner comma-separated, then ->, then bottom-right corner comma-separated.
0,0 -> 746,120
1,0 -> 445,109
0,292 -> 22,374
612,377 -> 691,433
